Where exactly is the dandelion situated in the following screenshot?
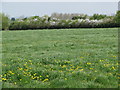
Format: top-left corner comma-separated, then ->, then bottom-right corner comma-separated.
8,71 -> 14,74
33,73 -> 37,76
62,65 -> 66,68
87,63 -> 91,65
2,78 -> 7,81
112,66 -> 115,70
42,78 -> 49,82
4,74 -> 6,76
113,56 -> 117,58
80,69 -> 84,71
99,60 -> 104,62
90,68 -> 93,70
40,75 -> 42,77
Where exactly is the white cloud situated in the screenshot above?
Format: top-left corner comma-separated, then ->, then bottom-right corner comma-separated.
2,0 -> 120,2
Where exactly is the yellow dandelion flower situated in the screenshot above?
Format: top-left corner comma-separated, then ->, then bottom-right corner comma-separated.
37,77 -> 39,79
4,74 -> 6,76
2,78 -> 7,81
87,63 -> 91,65
90,68 -> 93,70
112,66 -> 115,70
33,73 -> 37,76
113,56 -> 117,58
80,69 -> 84,71
99,60 -> 104,62
11,73 -> 14,75
62,65 -> 66,68
40,75 -> 42,77
18,67 -> 23,70
42,78 -> 49,82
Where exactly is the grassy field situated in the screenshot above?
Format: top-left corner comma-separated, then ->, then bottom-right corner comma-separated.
2,28 -> 118,88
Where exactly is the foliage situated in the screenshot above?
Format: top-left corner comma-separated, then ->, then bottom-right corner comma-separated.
1,12 -> 120,30
72,14 -> 87,20
90,14 -> 108,20
1,13 -> 10,30
114,10 -> 120,26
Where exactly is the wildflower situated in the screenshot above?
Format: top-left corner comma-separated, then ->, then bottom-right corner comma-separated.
8,71 -> 14,74
87,63 -> 91,65
40,75 -> 42,77
42,78 -> 49,82
112,66 -> 115,70
2,78 -> 7,81
99,60 -> 104,62
90,68 -> 93,70
4,74 -> 6,76
80,69 -> 84,71
33,73 -> 37,76
62,65 -> 66,68
113,56 -> 117,58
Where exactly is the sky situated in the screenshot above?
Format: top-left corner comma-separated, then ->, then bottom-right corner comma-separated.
1,2 -> 118,18
2,0 -> 120,2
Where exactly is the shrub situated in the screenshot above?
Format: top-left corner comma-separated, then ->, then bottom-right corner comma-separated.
72,14 -> 87,20
90,14 -> 107,20
1,13 -> 10,30
8,12 -> 119,30
114,10 -> 120,26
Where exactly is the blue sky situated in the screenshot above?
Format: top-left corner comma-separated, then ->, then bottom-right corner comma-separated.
2,2 -> 118,18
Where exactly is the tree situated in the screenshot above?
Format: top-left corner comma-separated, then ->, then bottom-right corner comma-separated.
114,10 -> 120,26
1,13 -> 10,30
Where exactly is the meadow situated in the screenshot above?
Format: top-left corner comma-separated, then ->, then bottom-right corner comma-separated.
2,28 -> 118,88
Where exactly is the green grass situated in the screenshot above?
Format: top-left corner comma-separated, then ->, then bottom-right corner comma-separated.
2,28 -> 118,88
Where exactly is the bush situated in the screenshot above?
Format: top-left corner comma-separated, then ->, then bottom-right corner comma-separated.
8,12 -> 119,30
114,10 -> 120,26
90,14 -> 107,20
1,13 -> 10,30
72,14 -> 87,20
